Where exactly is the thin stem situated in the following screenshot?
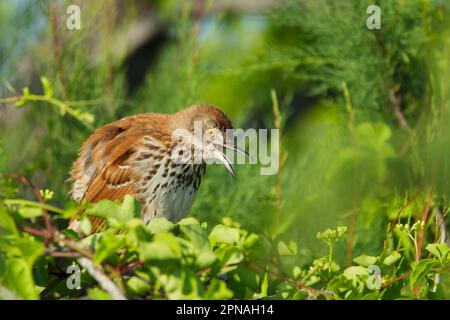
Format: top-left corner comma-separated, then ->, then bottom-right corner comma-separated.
0,96 -> 20,104
4,199 -> 66,215
416,187 -> 434,260
6,174 -> 54,237
27,95 -> 94,130
329,243 -> 334,274
381,267 -> 450,289
49,1 -> 67,98
78,257 -> 126,300
271,89 -> 283,236
45,249 -> 84,258
23,226 -> 49,238
389,88 -> 412,133
246,262 -> 340,300
342,82 -> 357,266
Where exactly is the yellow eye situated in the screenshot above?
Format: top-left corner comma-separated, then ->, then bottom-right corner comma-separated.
207,128 -> 215,135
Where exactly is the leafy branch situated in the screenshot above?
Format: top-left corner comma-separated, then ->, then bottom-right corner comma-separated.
0,77 -> 95,130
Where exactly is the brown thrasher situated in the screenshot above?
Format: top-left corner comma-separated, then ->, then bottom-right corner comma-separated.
69,104 -> 246,234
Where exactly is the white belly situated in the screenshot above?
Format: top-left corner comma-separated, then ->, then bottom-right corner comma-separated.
134,136 -> 205,224
142,183 -> 198,223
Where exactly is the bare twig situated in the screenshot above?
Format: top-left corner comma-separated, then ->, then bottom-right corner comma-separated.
44,249 -> 84,258
52,232 -> 93,259
381,267 -> 450,290
389,88 -> 412,133
78,257 -> 126,300
416,186 -> 434,260
381,271 -> 411,289
436,208 -> 449,245
119,260 -> 143,275
23,226 -> 49,238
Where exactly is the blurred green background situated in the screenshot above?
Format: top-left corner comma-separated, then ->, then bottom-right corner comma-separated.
1,0 -> 449,290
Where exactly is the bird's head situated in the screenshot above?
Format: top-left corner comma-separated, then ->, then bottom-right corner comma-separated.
173,104 -> 248,178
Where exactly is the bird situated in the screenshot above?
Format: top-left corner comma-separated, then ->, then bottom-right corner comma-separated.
68,104 -> 247,234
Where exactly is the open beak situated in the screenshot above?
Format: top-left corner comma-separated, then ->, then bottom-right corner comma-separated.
220,143 -> 251,159
213,148 -> 236,178
213,142 -> 250,179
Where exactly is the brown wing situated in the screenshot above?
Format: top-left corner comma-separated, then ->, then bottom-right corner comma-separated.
81,149 -> 137,234
69,117 -> 170,234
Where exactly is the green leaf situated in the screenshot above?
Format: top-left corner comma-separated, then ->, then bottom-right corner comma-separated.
425,243 -> 450,262
327,275 -> 353,298
0,258 -> 38,299
85,195 -> 140,222
353,255 -> 378,267
214,246 -> 244,266
383,251 -> 401,266
234,266 -> 262,293
292,266 -> 302,279
147,217 -> 174,234
125,221 -> 151,246
360,292 -> 380,300
33,257 -> 49,287
121,195 -> 141,219
180,223 -> 216,268
196,251 -> 217,269
126,276 -> 151,296
410,259 -> 441,290
88,288 -> 113,300
178,217 -> 200,225
17,207 -> 43,218
243,233 -> 259,248
93,233 -> 124,264
180,223 -> 209,250
204,279 -> 233,299
277,240 -> 297,256
0,254 -> 5,278
259,272 -> 269,298
160,268 -> 203,299
79,217 -> 92,235
40,77 -> 54,98
140,233 -> 182,263
85,198 -> 118,219
292,291 -> 306,300
61,229 -> 81,241
15,238 -> 44,267
343,266 -> 368,279
0,206 -> 18,237
209,225 -> 240,246
247,236 -> 272,264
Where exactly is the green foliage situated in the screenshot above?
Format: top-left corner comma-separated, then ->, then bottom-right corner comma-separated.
1,0 -> 450,300
0,206 -> 44,299
0,196 -> 448,300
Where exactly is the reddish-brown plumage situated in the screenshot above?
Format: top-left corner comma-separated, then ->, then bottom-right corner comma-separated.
69,104 -> 234,234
